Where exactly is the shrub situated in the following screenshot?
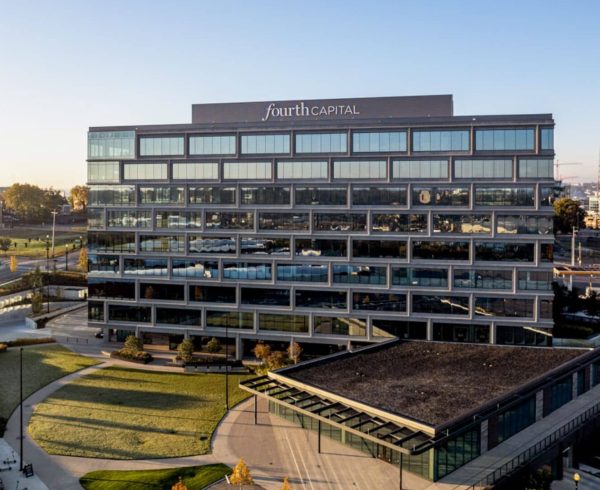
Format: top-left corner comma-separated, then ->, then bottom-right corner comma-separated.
6,337 -> 56,347
110,348 -> 153,364
0,343 -> 7,353
177,339 -> 194,363
253,342 -> 271,362
267,351 -> 288,370
31,291 -> 44,315
124,335 -> 143,352
206,337 -> 221,353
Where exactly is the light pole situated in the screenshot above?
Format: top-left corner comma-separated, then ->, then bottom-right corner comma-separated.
65,244 -> 69,271
45,236 -> 50,313
19,347 -> 24,472
573,472 -> 580,489
225,322 -> 229,411
50,210 -> 58,258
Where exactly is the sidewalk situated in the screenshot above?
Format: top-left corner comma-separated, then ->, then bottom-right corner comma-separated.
0,438 -> 48,490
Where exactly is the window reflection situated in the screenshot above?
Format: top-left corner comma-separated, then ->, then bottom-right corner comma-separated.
295,239 -> 347,257
314,213 -> 366,232
372,214 -> 427,233
188,236 -> 236,254
412,186 -> 469,206
432,214 -> 491,234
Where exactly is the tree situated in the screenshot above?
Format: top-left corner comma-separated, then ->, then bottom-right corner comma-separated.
177,339 -> 194,362
0,237 -> 11,254
78,247 -> 88,271
69,185 -> 89,212
267,351 -> 288,370
553,197 -> 585,234
206,337 -> 221,353
9,256 -> 17,273
281,476 -> 293,490
124,335 -> 143,352
253,341 -> 271,363
43,188 -> 67,213
287,342 -> 303,364
230,459 -> 254,486
31,291 -> 43,315
2,184 -> 47,222
171,476 -> 188,490
26,266 -> 44,291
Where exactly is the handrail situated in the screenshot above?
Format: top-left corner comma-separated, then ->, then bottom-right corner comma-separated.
470,399 -> 600,489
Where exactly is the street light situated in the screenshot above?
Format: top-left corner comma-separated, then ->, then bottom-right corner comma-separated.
19,347 -> 24,472
50,210 -> 58,258
45,236 -> 50,314
573,472 -> 580,490
65,244 -> 69,271
225,322 -> 229,411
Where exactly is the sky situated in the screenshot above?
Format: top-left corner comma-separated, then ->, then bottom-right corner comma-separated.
0,0 -> 599,190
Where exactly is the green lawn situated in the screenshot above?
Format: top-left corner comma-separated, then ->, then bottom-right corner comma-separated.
29,366 -> 252,459
80,463 -> 230,490
0,227 -> 86,258
0,344 -> 100,433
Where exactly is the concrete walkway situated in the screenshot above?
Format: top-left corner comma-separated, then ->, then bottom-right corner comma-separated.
4,351 -> 423,490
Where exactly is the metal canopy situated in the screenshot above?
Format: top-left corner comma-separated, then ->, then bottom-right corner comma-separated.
241,375 -> 432,455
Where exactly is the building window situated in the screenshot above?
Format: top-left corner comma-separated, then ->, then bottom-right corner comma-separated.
295,132 -> 347,153
333,160 -> 387,179
189,186 -> 236,205
205,211 -> 255,231
88,162 -> 120,182
206,310 -> 254,329
412,186 -> 470,206
88,209 -> 105,229
88,254 -> 119,274
412,130 -> 469,152
89,279 -> 135,299
139,235 -> 185,253
314,213 -> 367,232
241,134 -> 290,154
140,282 -> 185,301
432,323 -> 490,343
172,259 -> 218,279
156,308 -> 202,326
453,269 -> 512,289
88,301 -> 104,321
173,163 -> 219,180
296,290 -> 347,309
475,242 -> 534,262
89,186 -> 135,206
352,240 -> 407,259
139,186 -> 184,204
332,265 -> 386,285
518,271 -> 552,290
371,319 -> 427,339
224,262 -> 272,281
518,158 -> 554,179
475,128 -> 535,151
372,213 -> 427,233
546,377 -> 573,414
189,135 -> 236,155
540,185 -> 560,207
277,160 -> 328,179
314,316 -> 367,336
496,396 -> 536,445
352,186 -> 407,206
295,187 -> 346,206
139,136 -> 184,156
296,239 -> 347,258
474,186 -> 535,206
107,210 -> 152,228
432,214 -> 491,234
189,285 -> 236,303
88,232 -> 136,253
241,237 -> 290,256
155,211 -> 202,229
496,215 -> 553,235
241,186 -> 291,205
276,264 -> 328,282
352,292 -> 406,312
474,297 -> 534,317
259,212 -> 309,231
88,131 -> 135,160
413,295 -> 469,315
108,305 -> 151,323
223,161 -> 272,180
123,163 -> 167,180
435,429 -> 480,480
412,241 -> 470,261
540,128 -> 554,150
124,258 -> 168,277
188,236 -> 236,254
352,131 -> 407,153
454,159 -> 513,179
497,325 -> 549,346
392,268 -> 449,288
393,159 -> 448,179
259,313 -> 309,333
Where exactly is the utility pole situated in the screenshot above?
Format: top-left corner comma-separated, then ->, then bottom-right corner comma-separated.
569,226 -> 578,291
19,347 -> 24,472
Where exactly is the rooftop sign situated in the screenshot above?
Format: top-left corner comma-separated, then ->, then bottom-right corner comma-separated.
192,95 -> 453,124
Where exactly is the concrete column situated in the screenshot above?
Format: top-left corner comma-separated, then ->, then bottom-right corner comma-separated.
535,390 -> 544,421
184,330 -> 190,340
426,321 -> 433,341
480,420 -> 489,453
573,372 -> 578,399
235,335 -> 242,361
490,323 -> 497,344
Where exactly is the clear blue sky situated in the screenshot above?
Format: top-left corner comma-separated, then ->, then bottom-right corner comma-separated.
0,0 -> 599,189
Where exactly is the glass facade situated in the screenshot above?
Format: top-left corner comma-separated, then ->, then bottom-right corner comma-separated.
88,102 -> 554,352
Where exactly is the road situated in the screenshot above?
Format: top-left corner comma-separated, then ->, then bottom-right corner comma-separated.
0,253 -> 71,285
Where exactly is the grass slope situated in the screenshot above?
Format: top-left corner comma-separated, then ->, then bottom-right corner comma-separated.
0,344 -> 100,424
29,366 -> 252,459
80,463 -> 230,490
